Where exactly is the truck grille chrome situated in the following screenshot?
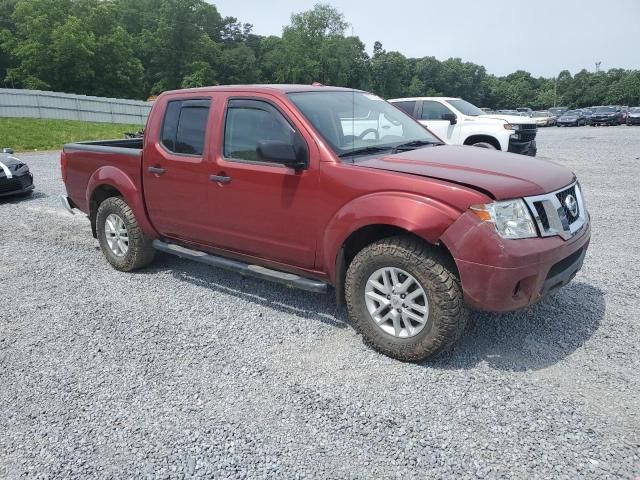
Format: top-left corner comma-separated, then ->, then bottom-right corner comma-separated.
524,182 -> 587,240
514,124 -> 537,142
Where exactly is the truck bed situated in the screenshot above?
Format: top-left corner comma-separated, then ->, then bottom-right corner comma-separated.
62,138 -> 145,215
63,138 -> 143,155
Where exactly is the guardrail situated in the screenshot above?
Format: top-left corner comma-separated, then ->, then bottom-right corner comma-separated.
0,88 -> 151,125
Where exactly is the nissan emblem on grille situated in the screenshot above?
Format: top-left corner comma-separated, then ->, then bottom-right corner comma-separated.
523,182 -> 587,240
564,194 -> 578,217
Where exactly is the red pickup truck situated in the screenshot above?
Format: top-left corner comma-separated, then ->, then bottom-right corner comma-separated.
60,85 -> 590,361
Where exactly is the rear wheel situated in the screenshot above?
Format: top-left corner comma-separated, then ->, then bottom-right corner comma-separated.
345,236 -> 468,362
96,196 -> 155,271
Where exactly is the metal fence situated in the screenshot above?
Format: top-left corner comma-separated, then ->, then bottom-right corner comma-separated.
0,88 -> 151,125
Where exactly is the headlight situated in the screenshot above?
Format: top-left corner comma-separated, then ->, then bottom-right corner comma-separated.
471,199 -> 537,239
503,123 -> 513,130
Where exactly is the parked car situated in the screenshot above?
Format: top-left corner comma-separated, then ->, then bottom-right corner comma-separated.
532,111 -> 555,127
0,148 -> 35,198
627,107 -> 640,125
579,109 -> 593,125
389,97 -> 537,156
556,110 -> 587,127
516,107 -> 533,117
60,84 -> 590,362
548,107 -> 568,118
590,106 -> 620,126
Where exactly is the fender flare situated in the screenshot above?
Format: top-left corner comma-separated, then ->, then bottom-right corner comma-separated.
86,166 -> 158,238
321,192 -> 461,282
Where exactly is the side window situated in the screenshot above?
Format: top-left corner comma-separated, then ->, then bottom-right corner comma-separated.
393,101 -> 417,117
420,101 -> 452,121
224,100 -> 294,162
161,99 -> 210,156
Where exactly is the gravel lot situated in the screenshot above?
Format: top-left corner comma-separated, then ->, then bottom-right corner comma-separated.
1,125 -> 639,479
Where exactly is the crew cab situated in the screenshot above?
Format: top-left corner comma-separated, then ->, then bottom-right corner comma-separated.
60,85 -> 590,361
389,97 -> 538,156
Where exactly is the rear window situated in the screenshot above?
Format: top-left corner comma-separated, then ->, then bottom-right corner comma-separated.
391,101 -> 416,116
161,99 -> 211,156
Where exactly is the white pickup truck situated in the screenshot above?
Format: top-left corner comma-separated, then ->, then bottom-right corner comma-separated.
388,97 -> 538,156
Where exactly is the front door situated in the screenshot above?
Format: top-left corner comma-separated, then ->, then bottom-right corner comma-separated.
418,100 -> 460,144
143,97 -> 213,243
204,96 -> 319,269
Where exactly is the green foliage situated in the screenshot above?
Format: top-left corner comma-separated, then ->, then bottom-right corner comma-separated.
0,117 -> 143,151
0,1 -> 638,108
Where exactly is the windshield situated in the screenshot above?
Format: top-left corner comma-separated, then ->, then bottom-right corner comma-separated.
533,111 -> 549,117
630,107 -> 640,113
288,91 -> 440,158
563,111 -> 579,116
594,106 -> 615,113
549,108 -> 565,114
447,99 -> 485,116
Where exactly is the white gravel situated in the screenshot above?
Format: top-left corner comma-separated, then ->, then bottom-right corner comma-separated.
1,125 -> 639,479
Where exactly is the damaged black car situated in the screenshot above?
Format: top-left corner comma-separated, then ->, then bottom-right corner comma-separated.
0,148 -> 35,198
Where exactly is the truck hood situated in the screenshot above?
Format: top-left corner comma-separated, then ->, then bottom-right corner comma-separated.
479,114 -> 536,124
355,145 -> 575,199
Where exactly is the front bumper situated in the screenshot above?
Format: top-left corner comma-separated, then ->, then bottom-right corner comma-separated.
508,138 -> 537,156
591,117 -> 617,124
0,172 -> 34,198
441,211 -> 591,312
627,117 -> 640,125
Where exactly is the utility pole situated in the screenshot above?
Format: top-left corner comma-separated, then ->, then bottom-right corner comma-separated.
554,77 -> 557,107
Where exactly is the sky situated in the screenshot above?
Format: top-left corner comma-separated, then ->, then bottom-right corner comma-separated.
210,0 -> 640,78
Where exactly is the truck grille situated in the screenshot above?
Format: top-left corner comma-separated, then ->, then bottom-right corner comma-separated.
524,182 -> 587,240
556,184 -> 579,224
515,124 -> 537,142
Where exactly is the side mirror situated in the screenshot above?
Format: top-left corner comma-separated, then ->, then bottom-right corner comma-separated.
2,148 -> 14,154
441,113 -> 457,125
257,136 -> 309,170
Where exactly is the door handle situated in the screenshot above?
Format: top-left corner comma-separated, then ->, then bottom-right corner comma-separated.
148,166 -> 166,175
210,175 -> 231,184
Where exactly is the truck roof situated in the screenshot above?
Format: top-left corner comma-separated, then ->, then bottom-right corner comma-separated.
159,84 -> 362,97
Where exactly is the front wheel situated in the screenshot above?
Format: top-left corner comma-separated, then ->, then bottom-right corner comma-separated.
471,141 -> 497,149
96,196 -> 155,272
345,236 -> 468,362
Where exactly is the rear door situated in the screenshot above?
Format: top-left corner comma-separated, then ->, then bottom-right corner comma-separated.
418,100 -> 460,144
204,95 -> 320,269
143,97 -> 213,242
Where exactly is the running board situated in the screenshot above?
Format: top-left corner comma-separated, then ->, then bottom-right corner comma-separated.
152,240 -> 328,294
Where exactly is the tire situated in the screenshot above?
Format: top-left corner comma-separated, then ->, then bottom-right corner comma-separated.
96,196 -> 155,272
470,141 -> 497,149
344,236 -> 468,362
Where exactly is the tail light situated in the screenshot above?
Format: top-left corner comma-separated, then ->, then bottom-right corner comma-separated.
60,151 -> 67,182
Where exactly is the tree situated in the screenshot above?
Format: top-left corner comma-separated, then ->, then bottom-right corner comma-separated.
0,1 -> 638,107
49,15 -> 96,92
370,48 -> 410,99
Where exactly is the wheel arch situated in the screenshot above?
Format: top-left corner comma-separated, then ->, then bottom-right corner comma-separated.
463,134 -> 502,150
86,166 -> 158,239
325,193 -> 461,305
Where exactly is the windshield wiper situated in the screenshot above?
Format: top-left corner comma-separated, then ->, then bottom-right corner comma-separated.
338,146 -> 394,158
392,140 -> 442,152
